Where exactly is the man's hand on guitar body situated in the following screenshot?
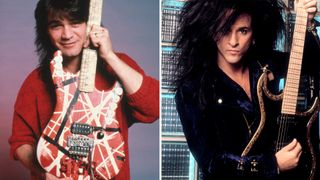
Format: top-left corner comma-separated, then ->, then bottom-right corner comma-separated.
275,139 -> 302,172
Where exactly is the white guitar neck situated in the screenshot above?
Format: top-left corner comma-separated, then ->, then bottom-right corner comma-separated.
79,0 -> 104,92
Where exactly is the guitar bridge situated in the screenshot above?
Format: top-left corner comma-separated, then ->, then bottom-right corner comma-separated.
67,136 -> 94,157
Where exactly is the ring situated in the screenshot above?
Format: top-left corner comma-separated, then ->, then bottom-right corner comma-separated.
94,32 -> 98,37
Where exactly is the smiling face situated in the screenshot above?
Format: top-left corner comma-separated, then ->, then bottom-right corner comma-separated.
47,13 -> 87,61
216,13 -> 253,68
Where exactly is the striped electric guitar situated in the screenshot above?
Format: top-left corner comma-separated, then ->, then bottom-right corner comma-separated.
36,0 -> 126,179
241,1 -> 319,179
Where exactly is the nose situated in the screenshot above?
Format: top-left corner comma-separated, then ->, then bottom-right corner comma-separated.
61,26 -> 73,40
228,32 -> 239,47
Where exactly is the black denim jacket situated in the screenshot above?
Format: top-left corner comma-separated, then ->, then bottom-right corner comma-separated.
175,30 -> 320,180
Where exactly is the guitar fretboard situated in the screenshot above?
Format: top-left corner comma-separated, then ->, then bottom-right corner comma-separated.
79,0 -> 104,92
281,4 -> 307,115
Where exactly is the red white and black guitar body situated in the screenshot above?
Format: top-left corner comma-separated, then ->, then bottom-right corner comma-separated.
36,51 -> 125,179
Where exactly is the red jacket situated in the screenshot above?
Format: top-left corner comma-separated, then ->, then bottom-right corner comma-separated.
8,53 -> 159,180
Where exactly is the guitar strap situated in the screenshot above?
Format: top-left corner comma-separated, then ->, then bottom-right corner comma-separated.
55,77 -> 77,88
43,135 -> 72,158
54,89 -> 80,142
44,84 -> 81,159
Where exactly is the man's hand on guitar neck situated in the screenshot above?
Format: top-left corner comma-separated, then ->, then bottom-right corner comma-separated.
275,138 -> 302,172
85,25 -> 113,62
83,25 -> 143,95
300,0 -> 317,26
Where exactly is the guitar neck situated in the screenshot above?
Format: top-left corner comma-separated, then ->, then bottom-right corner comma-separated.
79,0 -> 104,92
281,4 -> 308,115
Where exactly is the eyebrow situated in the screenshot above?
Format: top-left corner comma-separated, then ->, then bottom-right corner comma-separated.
238,26 -> 250,29
235,25 -> 251,30
47,19 -> 61,26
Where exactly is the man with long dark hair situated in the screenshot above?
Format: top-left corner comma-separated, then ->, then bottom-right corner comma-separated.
174,0 -> 319,179
8,0 -> 159,179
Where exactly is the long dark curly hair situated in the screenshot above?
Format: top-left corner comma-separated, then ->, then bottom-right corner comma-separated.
173,0 -> 285,110
34,0 -> 89,98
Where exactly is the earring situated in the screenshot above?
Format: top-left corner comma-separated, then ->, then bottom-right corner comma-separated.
252,39 -> 255,45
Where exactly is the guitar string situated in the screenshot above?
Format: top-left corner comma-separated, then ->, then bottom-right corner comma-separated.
276,116 -> 281,151
280,116 -> 284,150
281,116 -> 286,150
277,116 -> 283,151
277,115 -> 290,151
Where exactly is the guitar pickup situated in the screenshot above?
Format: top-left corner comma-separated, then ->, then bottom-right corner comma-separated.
67,136 -> 94,157
71,122 -> 121,135
71,122 -> 93,135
